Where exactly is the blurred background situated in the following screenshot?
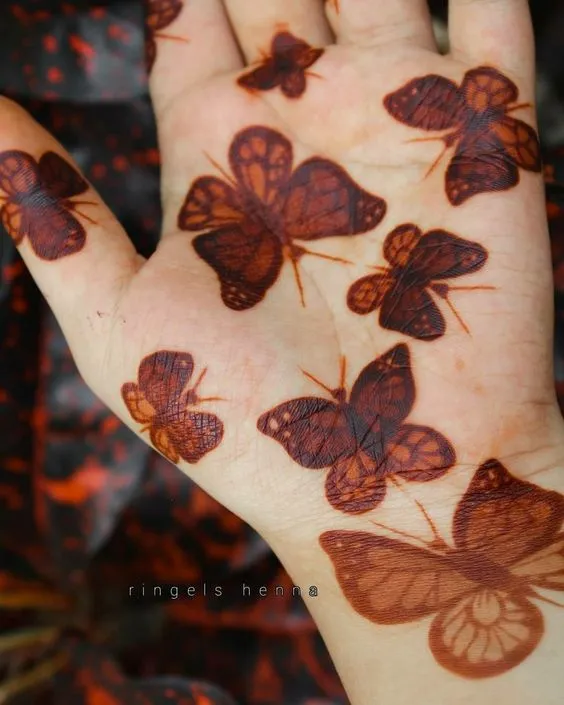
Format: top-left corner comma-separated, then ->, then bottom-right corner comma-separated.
0,1 -> 563,703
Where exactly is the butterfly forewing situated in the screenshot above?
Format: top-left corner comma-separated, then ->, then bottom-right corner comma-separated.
257,397 -> 352,469
121,382 -> 155,425
237,61 -> 279,93
461,66 -> 519,113
0,150 -> 41,196
137,351 -> 194,412
406,229 -> 488,282
178,176 -> 244,231
193,226 -> 283,310
320,530 -> 477,624
491,116 -> 542,172
429,590 -> 544,678
283,158 -> 386,239
38,152 -> 88,199
383,223 -> 423,267
382,424 -> 455,481
145,0 -> 182,31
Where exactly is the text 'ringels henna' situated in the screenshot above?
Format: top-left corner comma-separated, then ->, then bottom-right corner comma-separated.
0,150 -> 94,260
347,223 -> 491,340
121,350 -> 224,464
384,66 -> 541,205
321,459 -> 564,678
177,125 -> 386,309
238,31 -> 324,99
257,344 -> 455,514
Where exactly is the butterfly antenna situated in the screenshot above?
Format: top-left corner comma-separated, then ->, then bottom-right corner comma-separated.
204,152 -> 236,188
390,477 -> 444,545
300,369 -> 334,395
290,256 -> 307,307
369,520 -> 438,551
367,264 -> 389,272
532,593 -> 564,609
506,102 -> 533,114
443,296 -> 471,336
74,210 -> 97,226
155,32 -> 190,44
302,248 -> 352,266
306,71 -> 324,81
339,356 -> 347,389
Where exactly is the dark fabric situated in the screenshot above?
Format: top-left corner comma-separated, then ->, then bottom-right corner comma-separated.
0,2 -> 563,703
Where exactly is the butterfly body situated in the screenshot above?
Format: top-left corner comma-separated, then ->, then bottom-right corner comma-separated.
347,223 -> 488,340
384,66 -> 542,205
179,126 -> 386,309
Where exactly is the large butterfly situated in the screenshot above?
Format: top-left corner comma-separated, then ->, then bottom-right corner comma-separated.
0,150 -> 92,260
321,459 -> 564,678
257,344 -> 455,514
121,350 -> 224,464
177,125 -> 386,310
237,31 -> 324,99
347,223 -> 489,341
384,66 -> 542,205
145,0 -> 184,73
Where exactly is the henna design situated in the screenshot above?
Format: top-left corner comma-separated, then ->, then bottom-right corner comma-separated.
321,459 -> 564,678
237,31 -> 324,99
121,351 -> 224,464
347,223 -> 491,340
177,125 -> 386,309
257,344 -> 455,514
384,66 -> 542,205
145,0 -> 186,73
0,150 -> 94,260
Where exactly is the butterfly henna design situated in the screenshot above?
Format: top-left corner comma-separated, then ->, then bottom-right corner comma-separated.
384,66 -> 542,205
347,223 -> 490,341
0,150 -> 95,260
321,459 -> 564,678
238,31 -> 324,99
257,344 -> 455,514
145,0 -> 186,73
121,350 -> 224,464
177,125 -> 386,310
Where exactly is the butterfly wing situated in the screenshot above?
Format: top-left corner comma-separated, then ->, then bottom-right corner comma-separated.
237,59 -> 281,93
145,0 -> 183,31
193,225 -> 283,310
445,129 -> 519,206
347,273 -> 394,315
382,223 -> 423,267
461,66 -> 519,112
0,150 -> 40,196
429,589 -> 544,678
511,534 -> 564,591
257,397 -> 353,469
453,459 -> 564,566
167,410 -> 224,464
406,229 -> 488,282
283,158 -> 386,240
381,424 -> 455,481
38,152 -> 88,199
137,351 -> 194,412
229,126 -> 293,212
27,202 -> 86,259
349,344 -> 415,432
380,282 -> 446,341
490,116 -> 541,173
121,382 -> 156,425
320,530 -> 477,624
383,75 -> 466,131
280,71 -> 307,99
271,31 -> 323,70
325,452 -> 386,515
150,424 -> 179,464
178,177 -> 245,231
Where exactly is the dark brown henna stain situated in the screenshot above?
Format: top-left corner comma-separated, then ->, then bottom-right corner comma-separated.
121,350 -> 224,464
0,150 -> 94,260
321,459 -> 564,678
145,0 -> 186,74
383,66 -> 542,205
257,344 -> 455,514
347,223 -> 491,340
177,125 -> 386,310
237,31 -> 324,99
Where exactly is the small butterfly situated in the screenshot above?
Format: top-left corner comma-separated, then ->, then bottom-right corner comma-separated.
0,150 -> 94,260
384,66 -> 542,205
257,344 -> 455,514
145,0 -> 185,73
178,125 -> 386,310
347,223 -> 490,341
238,31 -> 324,99
121,350 -> 224,464
321,459 -> 564,678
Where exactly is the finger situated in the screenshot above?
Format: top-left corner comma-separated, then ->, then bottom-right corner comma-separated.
328,0 -> 437,50
449,0 -> 535,77
223,0 -> 332,63
148,0 -> 243,119
0,98 -> 139,355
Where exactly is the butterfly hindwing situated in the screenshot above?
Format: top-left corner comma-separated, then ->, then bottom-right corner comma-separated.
167,410 -> 225,464
382,423 -> 455,481
325,453 -> 386,515
347,273 -> 393,315
178,176 -> 244,231
193,225 -> 283,310
145,0 -> 182,32
383,223 -> 423,267
27,201 -> 86,259
120,382 -> 155,425
257,397 -> 352,469
380,284 -> 446,341
461,66 -> 519,113
491,115 -> 542,172
137,350 -> 194,412
0,150 -> 40,196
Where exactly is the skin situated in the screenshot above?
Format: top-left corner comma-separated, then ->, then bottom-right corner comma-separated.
2,0 -> 563,702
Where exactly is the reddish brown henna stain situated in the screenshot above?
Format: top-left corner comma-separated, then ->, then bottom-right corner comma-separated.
238,31 -> 324,99
0,150 -> 94,260
257,344 -> 455,514
347,223 -> 490,340
321,459 -> 564,678
383,66 -> 542,205
121,351 -> 224,464
145,0 -> 186,73
177,125 -> 386,310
